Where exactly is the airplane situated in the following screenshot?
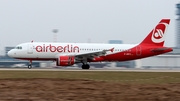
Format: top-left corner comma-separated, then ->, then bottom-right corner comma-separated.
7,19 -> 173,69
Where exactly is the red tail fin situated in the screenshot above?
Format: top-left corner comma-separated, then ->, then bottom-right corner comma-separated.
140,19 -> 170,46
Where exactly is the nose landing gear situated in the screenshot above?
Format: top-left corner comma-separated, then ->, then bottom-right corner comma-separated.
28,60 -> 32,69
28,65 -> 32,69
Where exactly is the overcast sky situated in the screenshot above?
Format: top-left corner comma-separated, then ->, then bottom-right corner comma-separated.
0,0 -> 179,54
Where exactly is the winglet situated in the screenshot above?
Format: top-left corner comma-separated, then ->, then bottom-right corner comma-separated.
110,47 -> 114,52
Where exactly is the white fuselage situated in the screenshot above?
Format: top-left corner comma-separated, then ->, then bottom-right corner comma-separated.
8,42 -> 136,59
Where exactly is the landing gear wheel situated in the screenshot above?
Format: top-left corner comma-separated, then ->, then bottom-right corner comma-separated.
28,65 -> 32,69
28,60 -> 32,69
82,64 -> 90,69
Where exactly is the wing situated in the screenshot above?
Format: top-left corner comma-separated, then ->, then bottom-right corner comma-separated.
68,48 -> 114,61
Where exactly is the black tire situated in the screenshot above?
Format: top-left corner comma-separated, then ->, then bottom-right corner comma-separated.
86,64 -> 90,69
82,65 -> 85,69
28,65 -> 32,69
82,64 -> 90,69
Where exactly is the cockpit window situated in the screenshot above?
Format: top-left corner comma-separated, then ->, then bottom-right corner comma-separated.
15,46 -> 22,49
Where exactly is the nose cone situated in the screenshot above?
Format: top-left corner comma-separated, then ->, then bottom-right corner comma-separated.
7,50 -> 13,57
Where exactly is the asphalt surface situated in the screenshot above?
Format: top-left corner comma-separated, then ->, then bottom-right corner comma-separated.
0,67 -> 180,72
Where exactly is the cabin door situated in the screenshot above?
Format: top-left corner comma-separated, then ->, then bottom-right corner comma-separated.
27,44 -> 33,54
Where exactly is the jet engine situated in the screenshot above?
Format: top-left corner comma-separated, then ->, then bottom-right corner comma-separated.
56,56 -> 75,66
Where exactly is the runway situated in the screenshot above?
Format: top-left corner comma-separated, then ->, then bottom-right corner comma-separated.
0,68 -> 180,72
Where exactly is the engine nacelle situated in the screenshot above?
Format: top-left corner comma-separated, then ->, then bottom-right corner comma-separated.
56,56 -> 75,66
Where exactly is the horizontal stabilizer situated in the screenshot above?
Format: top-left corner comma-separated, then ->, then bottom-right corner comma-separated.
150,47 -> 172,52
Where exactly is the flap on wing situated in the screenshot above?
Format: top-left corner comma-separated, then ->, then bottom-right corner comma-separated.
150,47 -> 171,52
75,51 -> 102,57
75,48 -> 114,57
60,47 -> 114,61
74,48 -> 114,60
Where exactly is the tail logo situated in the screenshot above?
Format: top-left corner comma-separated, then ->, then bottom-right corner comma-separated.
151,23 -> 168,43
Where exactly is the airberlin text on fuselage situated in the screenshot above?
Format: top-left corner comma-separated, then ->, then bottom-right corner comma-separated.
36,44 -> 79,53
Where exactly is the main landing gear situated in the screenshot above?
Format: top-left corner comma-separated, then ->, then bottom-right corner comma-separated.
28,60 -> 32,69
81,61 -> 90,69
82,64 -> 90,69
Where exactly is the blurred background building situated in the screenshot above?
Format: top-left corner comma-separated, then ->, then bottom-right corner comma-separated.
176,3 -> 180,48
